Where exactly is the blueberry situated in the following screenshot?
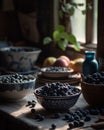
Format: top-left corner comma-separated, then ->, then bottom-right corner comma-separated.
38,115 -> 45,121
31,109 -> 36,114
67,115 -> 74,122
75,111 -> 83,118
73,120 -> 80,127
84,115 -> 91,121
35,114 -> 45,121
74,115 -> 81,121
89,109 -> 99,115
64,113 -> 71,120
79,120 -> 85,127
68,122 -> 74,129
51,124 -> 56,129
35,114 -> 42,119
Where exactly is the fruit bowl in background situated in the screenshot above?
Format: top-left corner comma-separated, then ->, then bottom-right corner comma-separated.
0,46 -> 41,72
34,82 -> 81,110
0,73 -> 36,101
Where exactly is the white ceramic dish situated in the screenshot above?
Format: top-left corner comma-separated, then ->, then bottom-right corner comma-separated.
41,67 -> 73,78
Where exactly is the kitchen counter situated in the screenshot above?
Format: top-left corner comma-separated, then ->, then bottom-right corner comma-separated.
0,92 -> 103,130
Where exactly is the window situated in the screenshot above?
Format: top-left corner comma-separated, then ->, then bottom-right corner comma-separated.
56,0 -> 98,50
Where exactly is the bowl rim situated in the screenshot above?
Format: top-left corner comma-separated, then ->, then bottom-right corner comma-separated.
34,86 -> 81,99
0,46 -> 42,53
0,74 -> 36,85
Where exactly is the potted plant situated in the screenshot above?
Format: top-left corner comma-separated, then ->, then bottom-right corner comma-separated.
43,0 -> 92,52
43,24 -> 80,51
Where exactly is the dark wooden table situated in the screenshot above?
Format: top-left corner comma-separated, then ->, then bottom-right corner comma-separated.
0,92 -> 103,130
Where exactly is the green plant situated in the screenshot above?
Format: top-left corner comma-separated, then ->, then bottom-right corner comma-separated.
43,1 -> 92,52
43,25 -> 80,51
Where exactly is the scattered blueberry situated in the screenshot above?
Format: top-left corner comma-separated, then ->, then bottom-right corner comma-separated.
84,115 -> 91,122
79,120 -> 85,127
51,124 -> 56,129
68,122 -> 74,129
35,114 -> 45,121
73,120 -> 80,127
31,109 -> 36,114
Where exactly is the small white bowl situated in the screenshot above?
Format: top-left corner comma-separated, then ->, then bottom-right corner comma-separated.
41,67 -> 73,79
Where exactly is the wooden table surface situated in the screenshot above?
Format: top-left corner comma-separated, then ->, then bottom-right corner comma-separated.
0,92 -> 103,130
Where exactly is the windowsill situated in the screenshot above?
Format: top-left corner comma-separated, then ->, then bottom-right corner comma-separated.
67,43 -> 97,54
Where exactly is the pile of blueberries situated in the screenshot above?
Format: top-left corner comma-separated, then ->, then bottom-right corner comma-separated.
26,99 -> 104,130
43,67 -> 71,72
83,71 -> 104,84
35,82 -> 80,96
0,73 -> 34,84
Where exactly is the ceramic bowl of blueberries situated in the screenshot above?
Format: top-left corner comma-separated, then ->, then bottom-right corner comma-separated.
34,82 -> 81,110
0,46 -> 41,72
81,72 -> 104,107
0,73 -> 36,101
41,67 -> 73,79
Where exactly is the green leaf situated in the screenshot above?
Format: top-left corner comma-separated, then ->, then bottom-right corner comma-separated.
68,7 -> 75,16
65,3 -> 72,10
57,39 -> 68,51
70,2 -> 77,8
82,10 -> 86,15
61,32 -> 69,40
67,34 -> 77,43
53,30 -> 61,41
73,41 -> 80,51
77,3 -> 84,6
43,37 -> 52,45
61,5 -> 67,13
67,34 -> 80,51
53,25 -> 65,41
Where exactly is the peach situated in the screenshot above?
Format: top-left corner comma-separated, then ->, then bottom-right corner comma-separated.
59,55 -> 71,64
53,58 -> 69,67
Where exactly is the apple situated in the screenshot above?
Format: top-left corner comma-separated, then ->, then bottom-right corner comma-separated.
53,58 -> 69,67
59,55 -> 71,64
43,57 -> 57,67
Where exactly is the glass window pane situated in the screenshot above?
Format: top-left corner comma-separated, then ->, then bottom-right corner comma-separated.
70,0 -> 86,43
93,0 -> 98,44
